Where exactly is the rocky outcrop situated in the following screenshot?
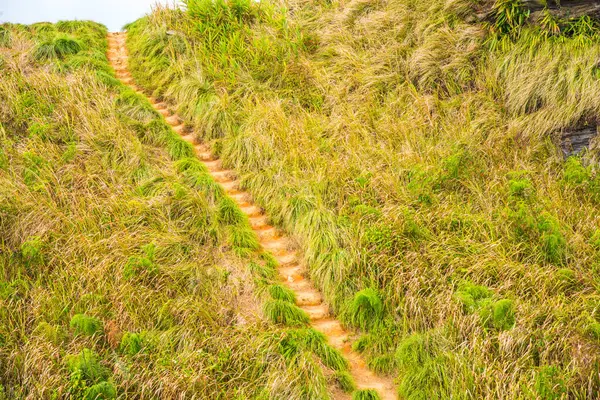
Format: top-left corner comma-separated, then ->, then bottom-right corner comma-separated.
524,1 -> 600,20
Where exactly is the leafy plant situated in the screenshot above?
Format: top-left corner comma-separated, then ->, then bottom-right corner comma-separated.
70,314 -> 103,336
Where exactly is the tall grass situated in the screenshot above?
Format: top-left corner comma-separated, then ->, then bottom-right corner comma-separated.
0,21 -> 336,399
126,0 -> 600,397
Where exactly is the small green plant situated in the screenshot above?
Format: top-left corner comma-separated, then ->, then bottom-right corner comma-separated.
65,349 -> 109,382
454,282 -> 493,313
119,332 -> 143,356
563,157 -> 589,185
84,381 -> 116,400
480,299 -> 515,331
123,243 -> 158,280
218,197 -> 244,225
352,389 -> 381,400
20,236 -> 45,267
554,268 -> 578,293
263,300 -> 309,326
348,288 -> 383,331
586,321 -> 600,341
70,314 -> 103,336
534,365 -> 567,400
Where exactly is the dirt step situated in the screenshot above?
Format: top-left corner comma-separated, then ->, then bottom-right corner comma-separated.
240,204 -> 262,218
294,287 -> 323,306
248,215 -> 269,230
312,319 -> 349,349
172,124 -> 186,134
256,226 -> 280,241
278,264 -> 303,282
181,134 -> 196,144
203,159 -> 221,171
261,238 -> 289,254
274,251 -> 297,266
211,170 -> 235,183
301,304 -> 329,320
157,108 -> 170,117
220,180 -> 239,193
165,115 -> 181,126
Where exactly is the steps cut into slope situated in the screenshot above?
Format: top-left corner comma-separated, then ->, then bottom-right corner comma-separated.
106,32 -> 396,400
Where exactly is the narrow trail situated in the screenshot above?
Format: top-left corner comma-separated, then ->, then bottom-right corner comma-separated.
107,32 -> 396,400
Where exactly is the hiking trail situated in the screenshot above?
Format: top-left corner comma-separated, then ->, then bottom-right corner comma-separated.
107,32 -> 396,400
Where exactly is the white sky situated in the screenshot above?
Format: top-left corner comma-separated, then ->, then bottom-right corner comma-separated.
0,0 -> 177,32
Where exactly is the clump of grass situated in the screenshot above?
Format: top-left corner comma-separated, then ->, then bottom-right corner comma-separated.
352,389 -> 381,400
84,381 -> 117,400
263,299 -> 309,326
269,284 -> 296,303
119,332 -> 143,356
348,288 -> 383,331
480,299 -> 516,331
65,349 -> 109,382
34,33 -> 83,60
333,370 -> 356,392
70,314 -> 103,336
454,282 -> 493,313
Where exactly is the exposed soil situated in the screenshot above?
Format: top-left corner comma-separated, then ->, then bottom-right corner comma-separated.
107,32 -> 397,400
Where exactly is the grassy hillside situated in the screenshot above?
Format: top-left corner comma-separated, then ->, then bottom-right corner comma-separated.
125,0 -> 600,398
0,21 -> 344,399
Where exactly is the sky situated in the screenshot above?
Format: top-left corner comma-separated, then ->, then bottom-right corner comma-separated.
0,0 -> 177,32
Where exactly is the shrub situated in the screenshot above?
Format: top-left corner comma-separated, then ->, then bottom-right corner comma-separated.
65,349 -> 109,382
348,288 -> 384,331
263,300 -> 309,326
20,236 -> 45,267
454,282 -> 493,313
508,178 -> 533,199
563,157 -> 589,185
84,381 -> 116,400
534,365 -> 567,400
123,243 -> 158,280
70,314 -> 103,336
119,332 -> 143,356
480,299 -> 515,331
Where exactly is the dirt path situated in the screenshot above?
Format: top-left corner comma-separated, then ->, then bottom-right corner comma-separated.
107,32 -> 397,400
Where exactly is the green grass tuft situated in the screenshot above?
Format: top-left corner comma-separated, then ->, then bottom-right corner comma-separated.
333,371 -> 356,393
348,288 -> 383,331
70,314 -> 103,336
65,349 -> 109,383
34,34 -> 83,60
264,300 -> 309,326
268,284 -> 296,303
84,381 -> 117,400
352,389 -> 381,400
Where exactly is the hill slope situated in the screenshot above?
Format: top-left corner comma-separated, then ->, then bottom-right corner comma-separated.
0,21 -> 348,399
125,0 -> 600,398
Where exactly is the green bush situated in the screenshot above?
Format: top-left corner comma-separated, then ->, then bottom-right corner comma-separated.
264,300 -> 309,326
348,288 -> 383,331
333,371 -> 356,393
119,332 -> 143,356
70,314 -> 103,336
480,299 -> 515,331
534,365 -> 567,400
454,282 -> 493,313
269,284 -> 296,303
20,236 -> 45,267
84,381 -> 117,400
65,349 -> 109,382
34,34 -> 83,60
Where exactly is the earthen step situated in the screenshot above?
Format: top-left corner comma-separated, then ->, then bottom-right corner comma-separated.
172,124 -> 185,134
278,264 -> 303,282
248,215 -> 269,230
294,288 -> 323,306
256,226 -> 279,241
274,251 -> 297,266
158,108 -> 170,117
181,134 -> 196,144
312,319 -> 348,348
203,159 -> 221,171
211,170 -> 234,183
261,238 -> 289,254
240,205 -> 262,218
220,180 -> 239,193
301,304 -> 329,320
165,115 -> 180,126
196,151 -> 215,161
